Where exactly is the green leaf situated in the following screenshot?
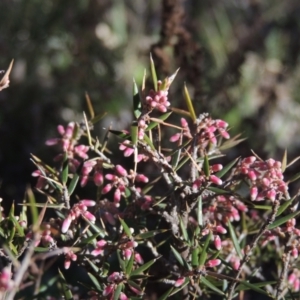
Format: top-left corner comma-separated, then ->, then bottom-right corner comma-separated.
281,149 -> 287,172
203,155 -> 210,177
131,121 -> 138,146
216,157 -> 239,178
199,232 -> 212,267
9,214 -> 24,237
125,252 -> 135,275
85,92 -> 95,119
62,152 -> 69,185
276,198 -> 294,216
207,186 -> 231,194
150,53 -> 158,91
201,277 -> 225,295
143,133 -> 155,150
109,130 -> 131,139
160,68 -> 180,91
192,247 -> 200,267
170,245 -> 184,266
117,249 -> 126,272
68,173 -> 79,196
86,258 -> 100,273
183,83 -> 197,123
236,280 -> 270,296
79,232 -> 101,246
135,229 -> 169,240
227,220 -> 243,259
113,284 -> 123,300
130,257 -> 159,276
179,217 -> 189,242
27,187 -> 38,226
90,112 -> 107,125
58,269 -> 73,300
171,148 -> 181,169
268,210 -> 300,230
146,112 -> 172,131
119,218 -> 132,238
84,218 -> 106,237
88,272 -> 101,291
133,79 -> 141,119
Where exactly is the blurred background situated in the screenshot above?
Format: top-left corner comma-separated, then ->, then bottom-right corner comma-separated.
1,0 -> 300,205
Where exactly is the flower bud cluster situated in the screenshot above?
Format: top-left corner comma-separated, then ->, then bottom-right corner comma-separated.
119,140 -> 147,162
192,164 -> 223,190
45,122 -> 89,172
61,200 -> 96,233
170,116 -> 230,150
80,159 -> 104,187
64,248 -> 77,269
145,81 -> 170,113
0,267 -> 13,292
103,165 -> 148,206
235,156 -> 288,201
288,269 -> 300,292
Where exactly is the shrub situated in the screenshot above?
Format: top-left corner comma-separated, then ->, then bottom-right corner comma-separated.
1,58 -> 300,300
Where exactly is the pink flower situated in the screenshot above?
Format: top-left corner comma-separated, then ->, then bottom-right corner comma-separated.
206,259 -> 221,268
174,277 -> 185,287
0,267 -> 13,291
61,200 -> 96,233
91,240 -> 107,256
214,235 -> 222,250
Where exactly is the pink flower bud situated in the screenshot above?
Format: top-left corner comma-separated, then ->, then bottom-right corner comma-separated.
288,273 -> 296,284
61,217 -> 72,233
83,211 -> 96,223
129,285 -> 143,295
57,124 -> 65,135
114,188 -> 121,203
248,170 -> 257,181
216,225 -> 227,234
215,119 -> 228,128
116,165 -> 128,177
266,189 -> 276,201
134,252 -> 144,264
120,292 -> 128,300
64,258 -> 71,270
231,258 -> 240,270
108,272 -> 122,283
80,175 -> 89,187
206,259 -> 221,268
123,249 -> 132,260
103,284 -> 114,296
105,174 -> 115,181
244,156 -> 257,164
250,186 -> 258,201
174,277 -> 185,287
102,184 -> 113,194
169,133 -> 181,142
65,122 -> 75,138
136,174 -> 149,183
214,235 -> 222,250
93,171 -> 104,186
91,248 -> 105,256
211,164 -> 223,172
209,175 -> 222,185
292,248 -> 298,258
181,118 -> 189,128
80,200 -> 96,207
